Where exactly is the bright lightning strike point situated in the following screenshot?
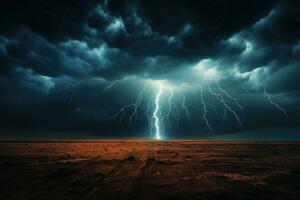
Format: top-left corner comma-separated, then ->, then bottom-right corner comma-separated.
153,85 -> 162,140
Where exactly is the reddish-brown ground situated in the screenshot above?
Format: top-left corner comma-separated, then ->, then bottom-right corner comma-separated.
0,141 -> 300,200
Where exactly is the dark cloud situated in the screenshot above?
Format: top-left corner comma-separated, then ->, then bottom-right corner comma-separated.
134,0 -> 276,50
0,0 -> 100,41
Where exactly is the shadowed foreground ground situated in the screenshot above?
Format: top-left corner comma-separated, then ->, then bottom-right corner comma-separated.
0,140 -> 300,200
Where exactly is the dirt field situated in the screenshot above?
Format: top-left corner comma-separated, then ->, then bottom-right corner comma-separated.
0,140 -> 300,200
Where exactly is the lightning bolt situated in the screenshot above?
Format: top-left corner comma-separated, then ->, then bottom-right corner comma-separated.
145,97 -> 155,135
180,94 -> 192,123
262,85 -> 288,119
216,82 -> 244,112
102,80 -> 120,93
161,90 -> 174,123
206,103 -> 222,117
208,85 -> 242,127
222,108 -> 228,122
128,87 -> 145,125
112,87 -> 145,126
241,84 -> 250,94
152,85 -> 162,140
61,80 -> 84,115
200,87 -> 213,131
63,80 -> 83,95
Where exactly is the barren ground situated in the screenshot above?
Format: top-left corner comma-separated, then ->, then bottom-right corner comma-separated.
0,140 -> 300,200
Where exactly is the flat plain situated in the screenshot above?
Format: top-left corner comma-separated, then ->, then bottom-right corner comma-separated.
0,140 -> 300,200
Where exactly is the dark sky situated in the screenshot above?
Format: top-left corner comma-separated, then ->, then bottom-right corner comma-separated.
0,0 -> 299,139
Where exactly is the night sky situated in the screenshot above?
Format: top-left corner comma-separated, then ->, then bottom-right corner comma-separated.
0,0 -> 299,139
